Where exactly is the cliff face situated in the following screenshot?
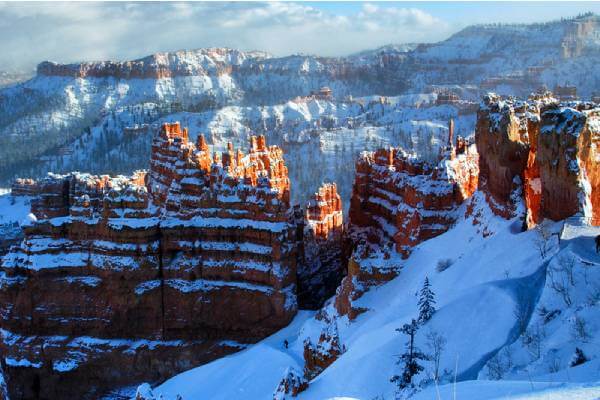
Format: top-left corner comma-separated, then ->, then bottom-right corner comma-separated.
336,133 -> 479,318
297,183 -> 345,309
347,139 -> 478,259
37,48 -> 269,79
476,94 -> 600,226
0,124 -> 300,399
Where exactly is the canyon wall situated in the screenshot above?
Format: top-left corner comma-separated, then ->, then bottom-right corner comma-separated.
297,183 -> 345,309
336,129 -> 479,318
0,124 -> 302,399
36,48 -> 268,79
477,94 -> 600,226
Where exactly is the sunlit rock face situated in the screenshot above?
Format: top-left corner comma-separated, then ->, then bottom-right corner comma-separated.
0,123 -> 299,399
337,128 -> 479,319
297,183 -> 345,310
476,93 -> 600,227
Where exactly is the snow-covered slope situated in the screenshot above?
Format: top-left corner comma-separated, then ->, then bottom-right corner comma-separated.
135,192 -> 600,399
0,192 -> 32,255
33,95 -> 474,206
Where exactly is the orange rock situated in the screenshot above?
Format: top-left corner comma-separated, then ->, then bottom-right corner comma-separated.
476,94 -> 600,226
1,125 -> 299,399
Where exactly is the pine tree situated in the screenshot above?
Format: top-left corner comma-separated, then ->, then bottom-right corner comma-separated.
570,347 -> 588,367
391,319 -> 429,390
418,277 -> 436,324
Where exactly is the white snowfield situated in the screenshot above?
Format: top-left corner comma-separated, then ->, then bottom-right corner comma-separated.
139,193 -> 600,399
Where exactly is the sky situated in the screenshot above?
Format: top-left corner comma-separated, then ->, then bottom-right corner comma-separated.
1,1 -> 599,72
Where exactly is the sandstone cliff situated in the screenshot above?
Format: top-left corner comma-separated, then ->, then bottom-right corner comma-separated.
297,183 -> 345,309
336,128 -> 479,318
477,94 -> 600,226
0,123 -> 300,399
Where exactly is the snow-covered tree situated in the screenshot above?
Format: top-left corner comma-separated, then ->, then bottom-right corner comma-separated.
570,347 -> 588,367
418,277 -> 436,324
391,319 -> 429,390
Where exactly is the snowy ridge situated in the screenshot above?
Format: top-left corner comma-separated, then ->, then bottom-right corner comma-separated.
2,14 -> 600,203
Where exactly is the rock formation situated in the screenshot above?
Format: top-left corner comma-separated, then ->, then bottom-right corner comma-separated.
273,367 -> 308,400
37,48 -> 268,79
336,123 -> 479,319
297,183 -> 345,309
0,123 -> 299,399
302,315 -> 343,380
477,93 -> 600,226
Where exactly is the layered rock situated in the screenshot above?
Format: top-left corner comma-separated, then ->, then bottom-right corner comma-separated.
476,94 -> 600,226
347,138 -> 478,258
297,183 -> 345,309
273,367 -> 308,400
302,315 -> 343,380
0,123 -> 298,399
336,127 -> 478,318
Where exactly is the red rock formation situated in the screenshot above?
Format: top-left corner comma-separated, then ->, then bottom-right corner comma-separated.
0,124 -> 298,399
10,178 -> 39,197
303,316 -> 343,380
476,94 -> 600,226
537,103 -> 600,224
348,144 -> 478,259
336,133 -> 478,319
273,367 -> 308,399
297,183 -> 345,309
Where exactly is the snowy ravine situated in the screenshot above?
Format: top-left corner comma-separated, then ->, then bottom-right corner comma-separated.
34,95 -> 475,206
136,192 -> 600,400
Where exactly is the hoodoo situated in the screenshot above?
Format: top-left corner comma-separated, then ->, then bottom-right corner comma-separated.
297,183 -> 345,309
0,123 -> 301,399
477,93 -> 600,226
337,127 -> 479,318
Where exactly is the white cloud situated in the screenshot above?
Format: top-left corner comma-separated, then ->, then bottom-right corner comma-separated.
0,2 -> 453,71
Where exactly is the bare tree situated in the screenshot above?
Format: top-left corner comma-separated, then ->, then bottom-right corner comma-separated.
425,329 -> 447,383
547,261 -> 573,307
548,354 -> 562,373
486,345 -> 513,380
558,255 -> 576,286
513,291 -> 530,334
571,315 -> 591,343
534,224 -> 553,258
522,323 -> 545,360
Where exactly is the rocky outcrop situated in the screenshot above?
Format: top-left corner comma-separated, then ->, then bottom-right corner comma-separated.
476,94 -> 600,226
273,367 -> 308,399
10,178 -> 39,197
0,123 -> 298,399
302,315 -> 343,380
37,48 -> 268,79
335,125 -> 478,319
297,183 -> 345,309
347,137 -> 478,259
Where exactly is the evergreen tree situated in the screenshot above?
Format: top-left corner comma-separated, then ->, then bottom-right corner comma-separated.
570,347 -> 588,367
391,319 -> 429,390
418,277 -> 436,324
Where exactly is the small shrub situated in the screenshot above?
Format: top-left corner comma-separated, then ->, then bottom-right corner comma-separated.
570,347 -> 588,367
436,258 -> 453,273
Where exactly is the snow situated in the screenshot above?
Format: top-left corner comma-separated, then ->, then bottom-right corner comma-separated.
413,380 -> 600,400
0,194 -> 32,227
143,192 -> 574,400
5,357 -> 42,369
149,312 -> 313,400
160,216 -> 288,232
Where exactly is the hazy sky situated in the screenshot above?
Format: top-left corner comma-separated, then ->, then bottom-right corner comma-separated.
1,1 -> 599,71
